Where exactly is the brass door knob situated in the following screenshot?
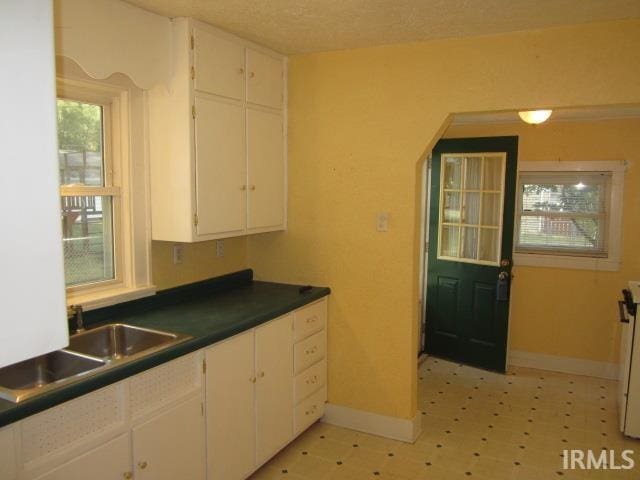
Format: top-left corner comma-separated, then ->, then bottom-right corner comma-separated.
138,461 -> 148,469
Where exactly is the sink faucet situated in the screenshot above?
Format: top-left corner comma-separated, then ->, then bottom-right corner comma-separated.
67,304 -> 85,333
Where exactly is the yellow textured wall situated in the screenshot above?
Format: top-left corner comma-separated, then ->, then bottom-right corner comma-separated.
248,20 -> 640,420
445,119 -> 640,364
152,238 -> 248,290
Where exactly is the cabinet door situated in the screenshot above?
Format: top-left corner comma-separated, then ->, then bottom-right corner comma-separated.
246,49 -> 283,109
34,434 -> 130,480
195,95 -> 246,236
0,425 -> 16,480
132,395 -> 205,480
205,331 -> 256,480
255,315 -> 294,464
194,28 -> 245,100
247,108 -> 285,231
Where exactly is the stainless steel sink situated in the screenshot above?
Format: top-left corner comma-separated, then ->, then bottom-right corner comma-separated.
68,324 -> 190,361
0,323 -> 191,403
0,350 -> 107,403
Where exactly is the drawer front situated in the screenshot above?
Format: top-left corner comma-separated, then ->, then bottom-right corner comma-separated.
294,360 -> 326,404
294,386 -> 326,436
293,299 -> 327,342
294,330 -> 326,374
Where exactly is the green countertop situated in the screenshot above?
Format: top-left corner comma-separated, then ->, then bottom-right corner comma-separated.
0,270 -> 330,427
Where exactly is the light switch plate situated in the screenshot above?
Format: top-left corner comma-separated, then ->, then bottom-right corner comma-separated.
377,212 -> 389,232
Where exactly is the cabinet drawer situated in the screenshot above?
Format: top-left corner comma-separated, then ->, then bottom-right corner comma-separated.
294,330 -> 326,374
293,299 -> 327,342
294,360 -> 326,405
294,386 -> 326,436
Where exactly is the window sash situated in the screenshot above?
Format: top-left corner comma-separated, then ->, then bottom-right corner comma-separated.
515,171 -> 611,257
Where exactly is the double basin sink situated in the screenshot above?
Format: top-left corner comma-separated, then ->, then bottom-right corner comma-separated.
0,324 -> 191,403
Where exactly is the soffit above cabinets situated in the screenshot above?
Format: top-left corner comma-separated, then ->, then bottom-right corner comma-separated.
122,0 -> 640,54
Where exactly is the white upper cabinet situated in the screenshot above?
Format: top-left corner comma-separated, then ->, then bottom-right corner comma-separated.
148,18 -> 287,242
247,49 -> 284,109
193,29 -> 245,100
0,0 -> 68,368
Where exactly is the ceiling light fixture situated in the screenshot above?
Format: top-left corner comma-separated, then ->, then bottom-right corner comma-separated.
518,109 -> 553,125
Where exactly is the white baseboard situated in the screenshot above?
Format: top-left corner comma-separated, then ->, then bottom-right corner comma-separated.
321,403 -> 422,443
509,350 -> 619,380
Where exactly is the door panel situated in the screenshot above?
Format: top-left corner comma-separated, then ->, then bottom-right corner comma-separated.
426,136 -> 518,372
132,395 -> 205,480
206,331 -> 256,480
255,315 -> 293,465
246,49 -> 283,109
194,95 -> 246,236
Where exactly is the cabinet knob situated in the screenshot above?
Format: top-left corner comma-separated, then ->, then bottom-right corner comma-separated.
249,71 -> 255,78
239,67 -> 245,74
240,185 -> 247,190
138,461 -> 148,470
123,473 -> 133,480
306,315 -> 317,324
259,371 -> 265,378
249,185 -> 256,191
250,376 -> 257,383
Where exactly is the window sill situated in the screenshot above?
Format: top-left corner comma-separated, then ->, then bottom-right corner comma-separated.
514,252 -> 620,272
67,285 -> 156,311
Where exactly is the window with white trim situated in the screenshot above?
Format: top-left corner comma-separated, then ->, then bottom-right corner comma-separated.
56,74 -> 154,308
514,161 -> 624,271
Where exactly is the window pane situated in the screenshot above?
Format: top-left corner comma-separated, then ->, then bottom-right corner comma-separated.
440,226 -> 459,257
62,196 -> 114,286
518,215 -> 603,251
483,156 -> 502,190
57,100 -> 104,186
461,227 -> 478,259
521,182 -> 604,214
443,192 -> 461,223
463,192 -> 480,225
443,156 -> 462,189
481,193 -> 501,227
464,156 -> 482,189
479,228 -> 498,262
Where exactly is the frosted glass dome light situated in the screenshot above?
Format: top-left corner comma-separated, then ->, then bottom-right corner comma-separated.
518,110 -> 553,125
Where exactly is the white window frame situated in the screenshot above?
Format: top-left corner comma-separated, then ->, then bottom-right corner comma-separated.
58,77 -> 154,309
514,161 -> 625,272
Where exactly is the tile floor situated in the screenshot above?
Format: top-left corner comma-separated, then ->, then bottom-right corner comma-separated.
250,356 -> 640,479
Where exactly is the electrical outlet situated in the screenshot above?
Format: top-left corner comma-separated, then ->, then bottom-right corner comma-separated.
216,239 -> 224,258
376,212 -> 389,232
172,244 -> 184,264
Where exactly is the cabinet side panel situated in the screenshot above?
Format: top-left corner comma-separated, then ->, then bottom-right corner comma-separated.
206,332 -> 256,479
0,0 -> 68,368
255,314 -> 294,464
148,19 -> 194,242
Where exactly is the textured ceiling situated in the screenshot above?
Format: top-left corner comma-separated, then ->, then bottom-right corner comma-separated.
123,0 -> 640,54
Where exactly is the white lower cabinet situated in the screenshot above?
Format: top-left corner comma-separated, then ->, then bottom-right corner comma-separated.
205,314 -> 293,479
34,434 -> 130,480
132,395 -> 206,480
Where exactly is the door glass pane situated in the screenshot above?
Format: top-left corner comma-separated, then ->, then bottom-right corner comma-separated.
483,155 -> 502,190
479,228 -> 498,262
62,196 -> 114,286
463,192 -> 480,225
57,99 -> 105,186
443,156 -> 462,189
461,227 -> 478,259
443,192 -> 461,223
440,226 -> 459,257
481,193 -> 501,226
464,157 -> 482,189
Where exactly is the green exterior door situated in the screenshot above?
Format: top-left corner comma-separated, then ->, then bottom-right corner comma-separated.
425,136 -> 518,372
